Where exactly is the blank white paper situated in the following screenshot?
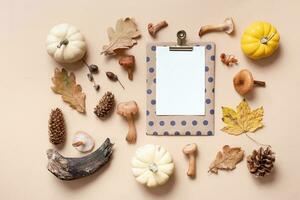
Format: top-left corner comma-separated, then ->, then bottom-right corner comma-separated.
156,46 -> 205,115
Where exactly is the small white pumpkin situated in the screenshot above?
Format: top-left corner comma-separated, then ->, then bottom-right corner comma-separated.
131,144 -> 174,187
46,23 -> 87,64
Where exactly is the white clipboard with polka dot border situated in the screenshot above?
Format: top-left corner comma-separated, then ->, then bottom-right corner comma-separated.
146,42 -> 215,136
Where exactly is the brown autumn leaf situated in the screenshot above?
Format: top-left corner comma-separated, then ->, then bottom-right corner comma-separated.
209,145 -> 244,174
51,68 -> 86,113
101,17 -> 141,55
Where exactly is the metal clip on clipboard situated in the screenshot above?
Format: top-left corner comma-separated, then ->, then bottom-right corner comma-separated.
169,30 -> 193,51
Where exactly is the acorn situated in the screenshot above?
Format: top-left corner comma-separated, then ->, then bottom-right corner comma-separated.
233,69 -> 265,95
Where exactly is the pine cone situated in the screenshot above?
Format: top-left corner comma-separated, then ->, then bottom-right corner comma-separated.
94,92 -> 115,118
48,108 -> 66,145
247,147 -> 275,177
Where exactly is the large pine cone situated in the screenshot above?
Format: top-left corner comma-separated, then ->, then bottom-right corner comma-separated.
94,92 -> 115,119
247,147 -> 275,177
48,108 -> 66,145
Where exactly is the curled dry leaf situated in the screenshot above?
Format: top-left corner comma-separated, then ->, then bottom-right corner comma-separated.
209,145 -> 244,174
51,68 -> 86,113
221,99 -> 264,135
101,18 -> 141,55
220,53 -> 238,66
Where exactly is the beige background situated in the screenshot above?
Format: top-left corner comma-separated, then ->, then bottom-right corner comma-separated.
1,0 -> 300,199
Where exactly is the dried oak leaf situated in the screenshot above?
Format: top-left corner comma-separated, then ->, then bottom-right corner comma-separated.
209,145 -> 244,174
221,99 -> 264,135
51,68 -> 86,113
101,17 -> 141,55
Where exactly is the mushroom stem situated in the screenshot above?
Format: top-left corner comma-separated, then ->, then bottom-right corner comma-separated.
57,39 -> 69,48
72,141 -> 84,147
126,115 -> 137,144
199,23 -> 227,36
254,80 -> 266,87
187,154 -> 196,177
127,68 -> 133,81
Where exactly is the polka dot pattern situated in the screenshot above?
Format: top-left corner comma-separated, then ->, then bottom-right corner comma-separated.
146,43 -> 215,136
149,121 -> 154,126
206,98 -> 211,104
151,99 -> 156,105
149,67 -> 154,73
159,121 -> 165,126
205,66 -> 209,72
205,99 -> 211,104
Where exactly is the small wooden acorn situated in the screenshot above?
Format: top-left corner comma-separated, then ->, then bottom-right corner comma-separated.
233,69 -> 265,95
106,72 -> 125,89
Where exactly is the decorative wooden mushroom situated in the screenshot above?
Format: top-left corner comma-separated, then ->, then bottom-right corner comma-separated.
119,55 -> 135,81
233,69 -> 266,95
148,21 -> 168,37
72,131 -> 95,153
183,143 -> 198,177
199,17 -> 234,37
117,101 -> 139,144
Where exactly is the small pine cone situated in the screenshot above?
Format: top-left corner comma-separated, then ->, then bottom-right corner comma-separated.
48,108 -> 66,145
94,92 -> 115,119
247,147 -> 275,178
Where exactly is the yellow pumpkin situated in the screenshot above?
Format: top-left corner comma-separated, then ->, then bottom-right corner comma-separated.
241,21 -> 280,60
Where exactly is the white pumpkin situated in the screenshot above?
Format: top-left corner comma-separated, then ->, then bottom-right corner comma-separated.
131,144 -> 174,187
46,23 -> 87,64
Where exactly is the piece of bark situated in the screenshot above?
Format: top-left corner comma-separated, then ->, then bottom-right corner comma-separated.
47,138 -> 113,180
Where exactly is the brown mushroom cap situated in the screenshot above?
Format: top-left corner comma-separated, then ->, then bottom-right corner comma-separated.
119,55 -> 135,68
233,69 -> 254,95
183,143 -> 197,155
117,101 -> 138,118
224,17 -> 234,34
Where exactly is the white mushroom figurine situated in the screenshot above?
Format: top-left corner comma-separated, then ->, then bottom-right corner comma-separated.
72,131 -> 95,153
117,101 -> 139,144
199,17 -> 234,37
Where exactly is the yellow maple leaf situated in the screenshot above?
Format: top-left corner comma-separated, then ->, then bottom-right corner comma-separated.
221,99 -> 264,135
